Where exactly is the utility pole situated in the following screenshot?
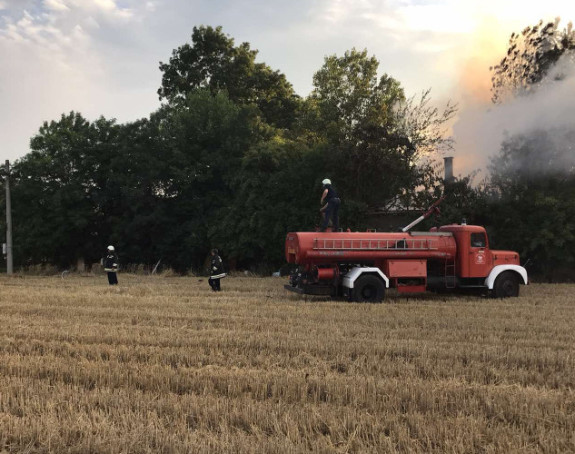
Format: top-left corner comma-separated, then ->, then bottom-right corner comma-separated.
5,160 -> 13,275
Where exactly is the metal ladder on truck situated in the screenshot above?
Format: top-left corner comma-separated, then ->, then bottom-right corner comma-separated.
313,237 -> 438,251
444,259 -> 456,289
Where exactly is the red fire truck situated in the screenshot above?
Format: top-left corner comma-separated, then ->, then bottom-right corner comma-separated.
284,201 -> 528,302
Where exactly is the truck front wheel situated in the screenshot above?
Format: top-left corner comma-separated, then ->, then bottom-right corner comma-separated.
492,271 -> 519,298
352,275 -> 385,303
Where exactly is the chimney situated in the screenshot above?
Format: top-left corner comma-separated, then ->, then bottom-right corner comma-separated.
444,156 -> 454,182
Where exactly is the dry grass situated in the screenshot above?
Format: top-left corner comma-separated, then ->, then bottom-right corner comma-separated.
0,275 -> 574,453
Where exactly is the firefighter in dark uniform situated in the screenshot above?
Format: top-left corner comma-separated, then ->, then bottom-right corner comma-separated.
208,249 -> 225,291
104,245 -> 119,285
320,178 -> 341,232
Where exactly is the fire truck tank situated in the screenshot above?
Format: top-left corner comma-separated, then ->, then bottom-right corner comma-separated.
285,231 -> 457,265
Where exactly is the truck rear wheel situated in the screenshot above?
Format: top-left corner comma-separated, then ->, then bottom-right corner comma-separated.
492,271 -> 519,298
352,275 -> 385,303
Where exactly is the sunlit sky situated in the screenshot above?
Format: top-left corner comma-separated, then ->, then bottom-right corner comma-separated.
1,0 -> 574,166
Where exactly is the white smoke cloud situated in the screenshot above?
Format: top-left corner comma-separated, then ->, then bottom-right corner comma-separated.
452,53 -> 575,176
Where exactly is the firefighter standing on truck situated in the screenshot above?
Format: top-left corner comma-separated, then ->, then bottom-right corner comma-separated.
320,179 -> 341,232
208,249 -> 225,292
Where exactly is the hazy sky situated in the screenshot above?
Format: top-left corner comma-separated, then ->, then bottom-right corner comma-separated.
1,0 -> 574,164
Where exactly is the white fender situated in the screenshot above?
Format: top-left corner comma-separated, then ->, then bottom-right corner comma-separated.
485,265 -> 528,289
342,267 -> 389,289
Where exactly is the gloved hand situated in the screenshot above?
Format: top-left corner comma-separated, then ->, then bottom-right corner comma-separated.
212,266 -> 217,271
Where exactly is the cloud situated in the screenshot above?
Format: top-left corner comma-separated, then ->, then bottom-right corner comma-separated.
91,0 -> 133,19
1,9 -> 90,60
0,0 -> 38,13
44,0 -> 69,12
0,0 -> 158,160
145,1 -> 156,13
49,0 -> 134,25
227,0 -> 472,101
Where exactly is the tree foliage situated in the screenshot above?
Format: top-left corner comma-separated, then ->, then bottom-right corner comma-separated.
158,25 -> 299,128
486,130 -> 575,280
212,138 -> 324,269
12,113 -> 120,267
491,18 -> 575,103
306,49 -> 455,211
155,89 -> 257,271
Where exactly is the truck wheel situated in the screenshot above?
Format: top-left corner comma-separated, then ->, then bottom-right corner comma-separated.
492,271 -> 519,298
352,275 -> 385,303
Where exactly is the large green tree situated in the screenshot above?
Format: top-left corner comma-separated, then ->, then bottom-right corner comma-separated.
102,113 -> 172,267
303,49 -> 454,217
155,89 -> 258,271
12,113 -> 121,267
158,25 -> 300,128
11,91 -> 258,272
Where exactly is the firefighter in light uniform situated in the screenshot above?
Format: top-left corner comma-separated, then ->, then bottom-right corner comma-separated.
208,249 -> 225,291
104,245 -> 119,285
320,179 -> 341,232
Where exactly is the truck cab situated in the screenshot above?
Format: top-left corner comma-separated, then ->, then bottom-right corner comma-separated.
434,224 -> 527,296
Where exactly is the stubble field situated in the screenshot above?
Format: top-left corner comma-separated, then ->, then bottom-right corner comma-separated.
0,275 -> 574,453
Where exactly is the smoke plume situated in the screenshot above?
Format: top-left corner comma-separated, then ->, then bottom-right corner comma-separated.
452,52 -> 575,178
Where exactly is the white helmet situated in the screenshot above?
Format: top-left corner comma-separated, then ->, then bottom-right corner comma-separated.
322,178 -> 331,185
107,245 -> 115,251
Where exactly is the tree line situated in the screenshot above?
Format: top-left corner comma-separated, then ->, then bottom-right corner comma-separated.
1,22 -> 574,280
